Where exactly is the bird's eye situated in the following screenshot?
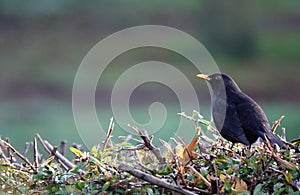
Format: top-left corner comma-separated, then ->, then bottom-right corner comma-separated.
215,75 -> 222,80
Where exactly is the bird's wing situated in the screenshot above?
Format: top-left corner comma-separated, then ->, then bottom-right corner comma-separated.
236,94 -> 286,148
236,94 -> 270,133
212,98 -> 250,145
235,94 -> 272,144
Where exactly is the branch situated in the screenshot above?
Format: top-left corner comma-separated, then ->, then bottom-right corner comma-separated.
60,140 -> 67,156
36,134 -> 85,174
271,115 -> 285,133
21,142 -> 30,156
187,165 -> 211,188
0,148 -> 10,164
33,137 -> 39,168
118,163 -> 197,195
0,138 -> 36,172
128,124 -> 165,164
103,117 -> 114,151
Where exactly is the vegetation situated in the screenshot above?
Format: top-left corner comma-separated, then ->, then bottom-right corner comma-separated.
0,112 -> 299,194
1,0 -> 300,152
1,2 -> 299,194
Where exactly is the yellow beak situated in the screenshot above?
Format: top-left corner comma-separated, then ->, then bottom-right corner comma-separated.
196,74 -> 211,81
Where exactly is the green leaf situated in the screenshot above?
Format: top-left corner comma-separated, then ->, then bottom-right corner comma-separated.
70,163 -> 85,173
253,184 -> 267,195
117,189 -> 125,194
89,156 -> 106,171
273,183 -> 284,193
224,181 -> 232,193
103,156 -> 112,163
284,172 -> 292,182
157,164 -> 173,175
288,192 -> 300,195
233,190 -> 249,195
117,142 -> 132,147
146,188 -> 154,195
55,191 -> 71,195
69,147 -> 83,157
75,181 -> 85,190
102,181 -> 110,191
90,145 -> 100,157
41,156 -> 55,166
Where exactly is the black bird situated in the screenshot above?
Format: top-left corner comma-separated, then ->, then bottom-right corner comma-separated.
197,73 -> 285,148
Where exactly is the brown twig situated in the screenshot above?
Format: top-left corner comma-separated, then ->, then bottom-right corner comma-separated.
46,140 -> 85,173
283,140 -> 299,152
176,136 -> 194,161
116,144 -> 146,152
33,137 -> 39,168
134,150 -> 153,172
5,137 -> 15,163
0,148 -> 10,164
281,128 -> 286,140
0,138 -> 36,172
264,141 -> 298,171
118,163 -> 197,195
36,134 -> 85,174
22,142 -> 30,156
185,186 -> 210,194
187,165 -> 211,188
43,142 -> 72,168
60,140 -> 67,156
128,124 -> 165,164
271,115 -> 285,133
103,117 -> 114,151
159,139 -> 175,158
290,138 -> 300,144
36,134 -> 51,154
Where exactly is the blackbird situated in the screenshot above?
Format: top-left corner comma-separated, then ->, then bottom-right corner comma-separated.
197,73 -> 285,148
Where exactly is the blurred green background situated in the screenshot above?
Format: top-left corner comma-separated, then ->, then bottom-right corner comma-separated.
1,1 -> 300,151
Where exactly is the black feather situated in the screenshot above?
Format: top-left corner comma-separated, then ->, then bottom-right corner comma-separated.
200,73 -> 287,149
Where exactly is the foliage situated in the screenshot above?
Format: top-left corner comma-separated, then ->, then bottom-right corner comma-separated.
0,112 -> 299,194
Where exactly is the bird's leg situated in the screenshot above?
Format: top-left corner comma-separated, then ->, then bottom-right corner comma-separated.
230,142 -> 235,150
248,144 -> 252,150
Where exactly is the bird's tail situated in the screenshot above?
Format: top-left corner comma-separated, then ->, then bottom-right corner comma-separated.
264,131 -> 286,149
261,131 -> 299,152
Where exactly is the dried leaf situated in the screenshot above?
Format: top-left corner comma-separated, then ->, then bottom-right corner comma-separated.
177,165 -> 185,174
182,138 -> 199,162
234,179 -> 248,191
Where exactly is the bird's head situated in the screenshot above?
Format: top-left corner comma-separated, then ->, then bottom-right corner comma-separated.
197,73 -> 241,95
